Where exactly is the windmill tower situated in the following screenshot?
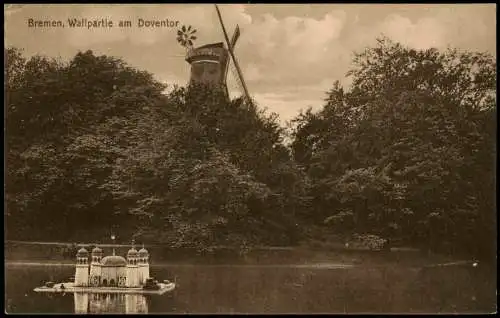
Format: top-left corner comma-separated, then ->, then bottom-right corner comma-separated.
179,5 -> 253,106
185,42 -> 229,88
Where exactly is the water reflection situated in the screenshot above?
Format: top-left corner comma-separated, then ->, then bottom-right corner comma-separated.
74,293 -> 148,314
5,262 -> 496,314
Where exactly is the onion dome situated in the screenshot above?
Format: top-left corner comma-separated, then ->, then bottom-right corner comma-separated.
138,245 -> 149,257
127,246 -> 138,257
76,247 -> 88,257
91,246 -> 103,255
101,255 -> 127,267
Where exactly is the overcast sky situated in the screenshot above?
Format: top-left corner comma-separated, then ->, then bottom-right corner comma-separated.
5,4 -> 496,123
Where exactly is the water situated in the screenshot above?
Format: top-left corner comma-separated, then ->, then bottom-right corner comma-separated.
5,261 -> 496,314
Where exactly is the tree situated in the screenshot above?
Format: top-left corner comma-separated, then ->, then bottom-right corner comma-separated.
5,48 -> 167,241
5,49 -> 311,252
291,37 -> 496,259
103,85 -> 310,251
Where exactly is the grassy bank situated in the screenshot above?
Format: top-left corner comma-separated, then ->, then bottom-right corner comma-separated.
5,240 -> 460,268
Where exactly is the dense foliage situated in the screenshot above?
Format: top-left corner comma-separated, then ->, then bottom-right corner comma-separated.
5,38 -> 496,260
291,38 -> 496,260
5,48 -> 307,251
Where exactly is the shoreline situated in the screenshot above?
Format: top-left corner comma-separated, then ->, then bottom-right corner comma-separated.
4,240 -> 298,251
7,258 -> 481,270
4,239 -> 422,253
7,240 -> 485,269
6,260 -> 356,269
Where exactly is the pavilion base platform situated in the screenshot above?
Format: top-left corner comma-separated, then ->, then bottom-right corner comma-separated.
34,282 -> 176,295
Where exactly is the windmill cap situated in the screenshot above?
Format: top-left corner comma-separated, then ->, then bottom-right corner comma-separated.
186,42 -> 227,64
197,42 -> 224,50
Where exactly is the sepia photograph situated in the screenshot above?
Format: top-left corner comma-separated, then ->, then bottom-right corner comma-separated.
4,3 -> 497,314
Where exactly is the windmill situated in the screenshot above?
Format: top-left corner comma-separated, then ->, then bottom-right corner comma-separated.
181,5 -> 252,106
214,4 -> 252,106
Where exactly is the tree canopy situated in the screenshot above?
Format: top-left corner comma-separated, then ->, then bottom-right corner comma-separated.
5,48 -> 307,251
291,37 -> 496,260
5,38 -> 496,260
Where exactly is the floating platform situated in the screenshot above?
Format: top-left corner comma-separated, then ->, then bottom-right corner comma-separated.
34,282 -> 176,295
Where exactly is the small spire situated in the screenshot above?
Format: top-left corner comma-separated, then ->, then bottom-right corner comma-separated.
131,239 -> 136,249
142,243 -> 145,249
111,233 -> 116,256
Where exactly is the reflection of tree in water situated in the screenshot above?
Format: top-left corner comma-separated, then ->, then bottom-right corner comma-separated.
411,265 -> 496,313
7,291 -> 75,314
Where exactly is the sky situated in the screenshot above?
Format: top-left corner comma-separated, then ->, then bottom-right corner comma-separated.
4,4 -> 496,123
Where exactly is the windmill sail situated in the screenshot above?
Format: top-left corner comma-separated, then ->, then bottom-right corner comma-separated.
223,25 -> 241,98
215,5 -> 252,106
230,25 -> 240,49
224,25 -> 243,97
228,63 -> 245,99
223,26 -> 240,85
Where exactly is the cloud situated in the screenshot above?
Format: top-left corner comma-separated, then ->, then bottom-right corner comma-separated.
242,63 -> 261,81
3,4 -> 252,49
236,10 -> 348,85
62,4 -> 253,48
253,92 -> 323,124
243,5 -> 495,121
4,4 -> 496,124
351,6 -> 495,52
379,14 -> 446,50
376,8 -> 492,51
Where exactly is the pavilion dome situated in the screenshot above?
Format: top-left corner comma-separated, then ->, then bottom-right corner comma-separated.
76,247 -> 88,257
127,247 -> 138,257
101,255 -> 127,267
138,247 -> 149,257
91,246 -> 103,255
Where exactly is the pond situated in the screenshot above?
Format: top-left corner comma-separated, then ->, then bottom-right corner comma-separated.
5,258 -> 496,314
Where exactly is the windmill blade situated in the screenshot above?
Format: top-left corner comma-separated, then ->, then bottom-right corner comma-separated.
231,64 -> 245,97
223,25 -> 241,95
230,25 -> 241,49
224,26 -> 241,82
229,54 -> 249,101
224,59 -> 243,100
215,5 -> 252,106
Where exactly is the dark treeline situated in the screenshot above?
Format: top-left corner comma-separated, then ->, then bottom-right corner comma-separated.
5,38 -> 496,261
